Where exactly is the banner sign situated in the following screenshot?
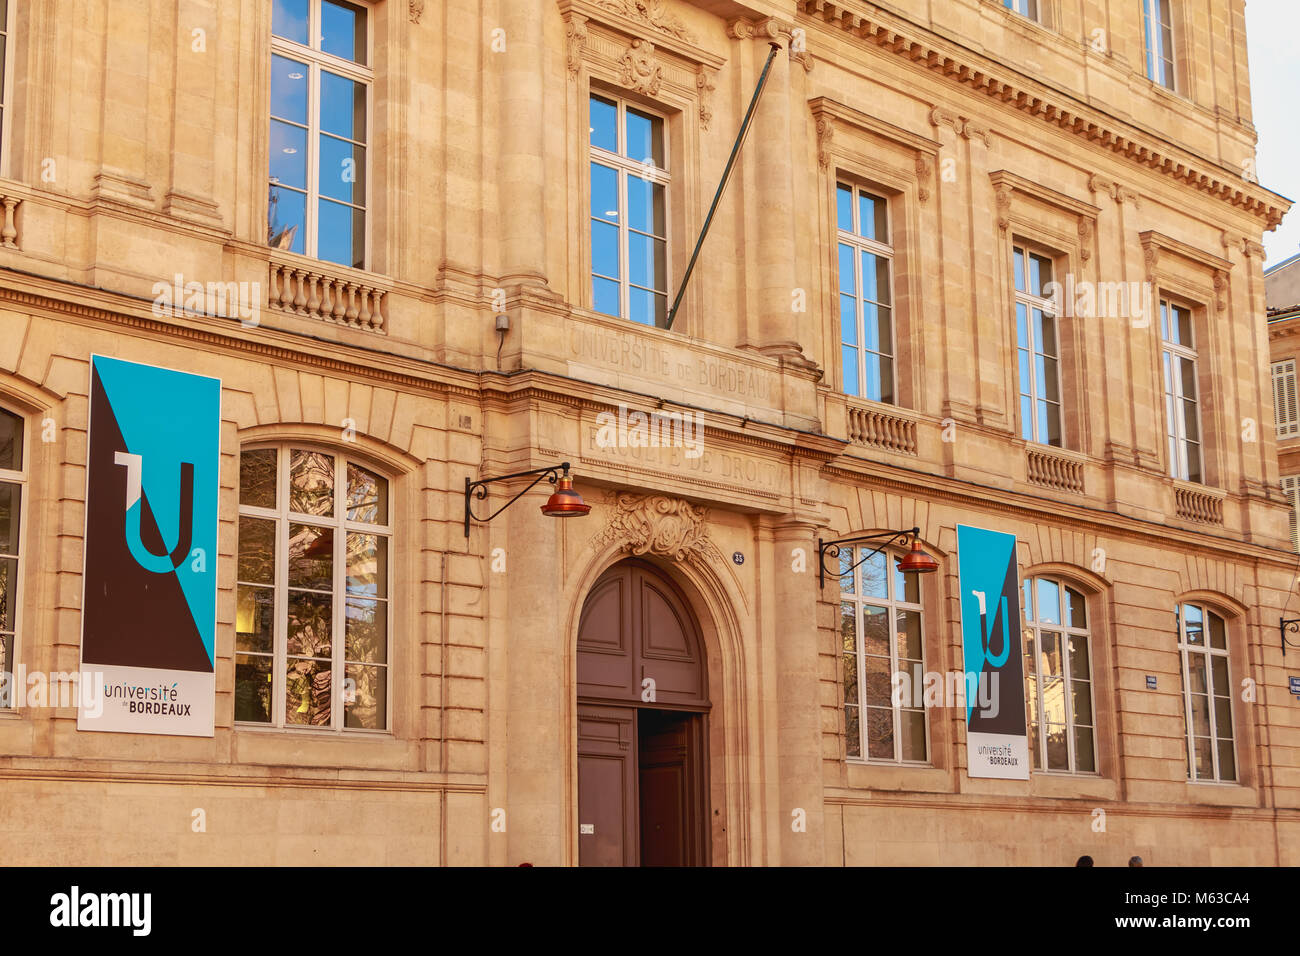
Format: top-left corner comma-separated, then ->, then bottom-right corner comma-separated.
78,356 -> 220,736
956,524 -> 1029,779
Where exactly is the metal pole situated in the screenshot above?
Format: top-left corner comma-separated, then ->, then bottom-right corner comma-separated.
664,41 -> 782,331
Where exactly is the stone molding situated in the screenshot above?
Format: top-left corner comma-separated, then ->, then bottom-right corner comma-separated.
594,491 -> 726,564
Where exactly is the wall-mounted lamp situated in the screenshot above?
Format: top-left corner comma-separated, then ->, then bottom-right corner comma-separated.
1280,617 -> 1300,657
464,461 -> 591,537
817,526 -> 939,588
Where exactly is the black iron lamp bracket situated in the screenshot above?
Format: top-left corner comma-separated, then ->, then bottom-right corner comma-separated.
464,462 -> 570,537
1281,617 -> 1300,657
818,526 -> 920,589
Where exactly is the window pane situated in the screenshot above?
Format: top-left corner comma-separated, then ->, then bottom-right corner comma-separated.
593,277 -> 620,317
346,464 -> 388,524
625,108 -> 664,168
1036,579 -> 1061,625
589,96 -> 618,152
1030,253 -> 1052,296
900,709 -> 926,761
288,523 -> 334,590
894,560 -> 919,604
862,605 -> 889,657
861,551 -> 887,598
1175,306 -> 1193,346
1190,692 -> 1210,736
1065,588 -> 1087,629
272,0 -> 309,44
1045,723 -> 1068,770
269,120 -> 308,190
1188,653 -> 1208,694
287,590 -> 333,658
1071,677 -> 1093,725
1216,739 -> 1236,781
268,186 -> 306,254
286,657 -> 332,726
1211,655 -> 1229,697
862,252 -> 890,306
844,705 -> 860,758
626,178 -> 665,236
1182,604 -> 1204,643
317,198 -> 364,269
840,602 -> 856,648
0,407 -> 22,471
346,532 -> 387,596
591,219 -> 620,279
1042,676 -> 1065,725
345,598 -> 387,663
235,653 -> 273,722
841,345 -> 859,397
1208,613 -> 1227,650
842,651 -> 857,703
858,192 -> 887,242
1013,248 -> 1026,292
240,449 -> 278,509
628,287 -> 665,328
863,654 -> 891,705
839,552 -> 854,596
1037,311 -> 1059,359
1068,634 -> 1090,680
628,232 -> 667,291
864,353 -> 890,404
590,163 -> 619,222
896,609 -> 923,661
290,450 -> 335,516
1016,302 -> 1029,350
270,55 -> 308,124
238,517 -> 276,584
320,0 -> 366,65
1074,726 -> 1095,773
0,555 -> 15,634
840,295 -> 857,346
838,243 -> 855,295
1193,736 -> 1213,779
866,707 -> 894,759
1028,718 -> 1040,769
1020,395 -> 1034,442
1213,696 -> 1233,739
236,585 -> 275,653
320,70 -> 366,142
344,663 -> 386,729
0,482 -> 18,556
836,184 -> 852,232
318,135 -> 365,205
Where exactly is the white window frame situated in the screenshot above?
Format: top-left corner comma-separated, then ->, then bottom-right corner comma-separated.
1273,359 -> 1298,439
836,182 -> 897,404
1161,298 -> 1204,483
1142,0 -> 1176,91
0,0 -> 15,180
1013,244 -> 1064,447
588,92 -> 672,327
839,547 -> 929,764
1004,0 -> 1040,22
1021,576 -> 1097,774
268,0 -> 373,269
0,404 -> 26,711
1176,603 -> 1236,783
1282,475 -> 1300,552
236,444 -> 392,733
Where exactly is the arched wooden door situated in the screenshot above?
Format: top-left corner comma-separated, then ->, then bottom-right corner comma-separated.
576,560 -> 710,866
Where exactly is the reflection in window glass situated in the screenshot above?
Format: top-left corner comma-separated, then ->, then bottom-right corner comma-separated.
1176,603 -> 1235,781
1023,577 -> 1095,773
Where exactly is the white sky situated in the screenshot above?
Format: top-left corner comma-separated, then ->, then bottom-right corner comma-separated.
1246,0 -> 1300,266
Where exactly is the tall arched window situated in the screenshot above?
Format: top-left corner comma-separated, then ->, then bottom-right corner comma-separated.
236,445 -> 391,731
0,405 -> 24,708
839,545 -> 927,763
1022,576 -> 1095,773
1175,603 -> 1235,782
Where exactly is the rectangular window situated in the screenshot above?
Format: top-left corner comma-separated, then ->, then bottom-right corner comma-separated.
1022,577 -> 1095,773
1013,246 -> 1062,446
1143,0 -> 1176,90
0,407 -> 22,709
1176,603 -> 1236,782
1161,299 -> 1203,483
839,546 -> 927,763
1283,476 -> 1300,552
236,446 -> 391,731
0,0 -> 12,165
268,0 -> 370,269
1273,359 -> 1298,439
589,93 -> 670,328
1003,0 -> 1039,21
837,183 -> 895,403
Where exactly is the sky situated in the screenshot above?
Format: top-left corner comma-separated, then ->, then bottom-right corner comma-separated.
1246,0 -> 1300,267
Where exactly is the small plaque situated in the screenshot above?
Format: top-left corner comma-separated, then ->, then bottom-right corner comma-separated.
732,552 -> 745,565
1289,676 -> 1300,696
579,824 -> 594,835
1145,675 -> 1157,690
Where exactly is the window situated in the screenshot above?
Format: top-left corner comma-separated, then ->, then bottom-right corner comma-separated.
1021,577 -> 1095,773
1014,246 -> 1062,446
1175,603 -> 1235,782
837,183 -> 895,403
0,407 -> 22,708
1273,359 -> 1298,439
0,0 -> 13,165
236,446 -> 391,731
1160,299 -> 1203,483
1282,476 -> 1300,552
1143,0 -> 1175,90
268,0 -> 370,269
1003,0 -> 1040,21
589,93 -> 670,328
839,546 -> 927,762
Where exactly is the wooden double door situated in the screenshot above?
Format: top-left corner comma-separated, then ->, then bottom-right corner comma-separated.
576,561 -> 710,867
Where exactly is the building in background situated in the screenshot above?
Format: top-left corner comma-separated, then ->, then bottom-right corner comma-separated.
0,0 -> 1295,866
1268,253 -> 1300,550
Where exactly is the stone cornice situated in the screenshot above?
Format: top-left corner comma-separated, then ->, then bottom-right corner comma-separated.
799,0 -> 1289,230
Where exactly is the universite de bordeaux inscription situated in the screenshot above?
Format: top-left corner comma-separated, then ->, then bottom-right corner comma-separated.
582,424 -> 784,493
568,328 -> 774,403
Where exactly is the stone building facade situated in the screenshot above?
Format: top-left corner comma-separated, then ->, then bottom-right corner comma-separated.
0,0 -> 1295,865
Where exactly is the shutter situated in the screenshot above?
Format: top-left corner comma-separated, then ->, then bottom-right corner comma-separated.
1284,476 -> 1300,553
1273,360 -> 1299,438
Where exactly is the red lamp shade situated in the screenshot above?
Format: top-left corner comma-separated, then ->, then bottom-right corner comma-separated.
540,474 -> 591,519
897,538 -> 939,574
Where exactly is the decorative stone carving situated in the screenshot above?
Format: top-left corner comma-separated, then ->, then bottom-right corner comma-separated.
726,19 -> 755,40
960,119 -> 989,146
696,66 -> 715,130
595,0 -> 696,43
994,183 -> 1012,232
1087,174 -> 1113,198
1214,270 -> 1229,310
1142,241 -> 1159,283
1078,217 -> 1093,262
816,117 -> 834,170
0,195 -> 21,249
928,106 -> 959,132
596,492 -> 723,564
618,38 -> 663,95
1243,238 -> 1267,259
916,154 -> 933,203
565,14 -> 589,76
408,0 -> 424,24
